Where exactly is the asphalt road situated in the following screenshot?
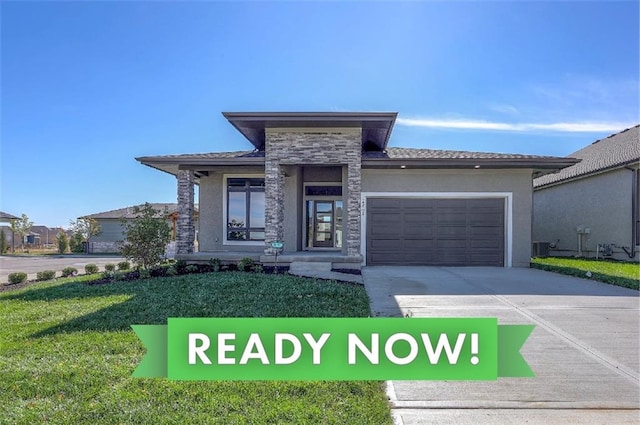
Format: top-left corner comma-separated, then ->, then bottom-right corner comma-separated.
0,255 -> 125,283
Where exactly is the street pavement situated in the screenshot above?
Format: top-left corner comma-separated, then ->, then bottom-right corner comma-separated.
0,255 -> 125,283
362,266 -> 640,425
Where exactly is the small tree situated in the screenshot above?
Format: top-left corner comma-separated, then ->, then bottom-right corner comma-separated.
9,214 -> 33,252
56,231 -> 69,254
120,203 -> 171,270
69,232 -> 85,253
0,228 -> 7,254
69,217 -> 101,253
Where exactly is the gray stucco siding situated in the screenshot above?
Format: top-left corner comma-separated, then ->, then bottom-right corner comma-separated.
361,169 -> 534,267
533,167 -> 635,260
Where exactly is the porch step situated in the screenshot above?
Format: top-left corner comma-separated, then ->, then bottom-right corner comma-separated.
288,261 -> 332,274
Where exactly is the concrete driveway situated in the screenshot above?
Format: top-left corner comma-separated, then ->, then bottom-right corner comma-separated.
362,266 -> 640,425
0,255 -> 125,283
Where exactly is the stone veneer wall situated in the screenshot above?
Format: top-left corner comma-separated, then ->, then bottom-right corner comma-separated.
264,128 -> 362,256
176,170 -> 195,254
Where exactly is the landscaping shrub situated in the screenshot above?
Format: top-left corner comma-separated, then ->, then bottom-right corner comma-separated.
185,264 -> 199,274
175,260 -> 187,274
149,265 -> 168,277
104,263 -> 116,272
8,272 -> 27,285
166,266 -> 178,276
209,258 -> 221,272
85,264 -> 99,274
238,257 -> 256,272
117,261 -> 131,271
36,270 -> 56,281
61,267 -> 78,277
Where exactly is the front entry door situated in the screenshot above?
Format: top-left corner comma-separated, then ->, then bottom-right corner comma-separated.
313,202 -> 334,247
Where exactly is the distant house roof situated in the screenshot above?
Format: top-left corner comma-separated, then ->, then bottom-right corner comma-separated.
82,203 -> 199,220
534,125 -> 640,189
0,211 -> 19,221
137,147 -> 577,177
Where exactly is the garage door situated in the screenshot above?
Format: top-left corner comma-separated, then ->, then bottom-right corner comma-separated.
366,198 -> 504,266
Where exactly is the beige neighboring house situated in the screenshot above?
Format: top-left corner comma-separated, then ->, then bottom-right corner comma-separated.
533,125 -> 640,261
81,203 -> 199,257
136,111 -> 577,269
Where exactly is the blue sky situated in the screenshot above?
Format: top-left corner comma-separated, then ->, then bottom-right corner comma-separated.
1,1 -> 638,227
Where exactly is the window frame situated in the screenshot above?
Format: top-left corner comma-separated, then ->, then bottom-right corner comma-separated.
223,174 -> 265,245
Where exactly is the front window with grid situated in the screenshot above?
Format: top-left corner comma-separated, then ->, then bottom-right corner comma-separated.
227,178 -> 265,241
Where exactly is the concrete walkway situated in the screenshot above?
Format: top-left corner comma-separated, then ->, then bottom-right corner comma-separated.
362,266 -> 640,425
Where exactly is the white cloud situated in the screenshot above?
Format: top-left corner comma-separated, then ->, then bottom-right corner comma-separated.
488,103 -> 520,116
395,117 -> 636,133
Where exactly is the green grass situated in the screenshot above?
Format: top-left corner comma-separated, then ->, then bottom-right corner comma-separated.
0,273 -> 391,424
531,257 -> 639,290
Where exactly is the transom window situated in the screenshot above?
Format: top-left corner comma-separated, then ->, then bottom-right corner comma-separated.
227,178 -> 265,241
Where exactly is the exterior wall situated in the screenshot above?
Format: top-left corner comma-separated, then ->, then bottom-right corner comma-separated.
197,169 -> 265,254
284,166 -> 302,252
265,128 -> 362,256
91,219 -> 126,244
361,169 -> 534,267
303,166 -> 343,182
533,168 -> 636,261
198,173 -> 223,252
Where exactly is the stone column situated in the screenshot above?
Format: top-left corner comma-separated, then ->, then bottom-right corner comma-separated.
176,169 -> 195,255
264,159 -> 285,254
346,162 -> 362,256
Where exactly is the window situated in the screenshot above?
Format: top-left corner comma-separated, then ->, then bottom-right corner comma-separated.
227,178 -> 265,241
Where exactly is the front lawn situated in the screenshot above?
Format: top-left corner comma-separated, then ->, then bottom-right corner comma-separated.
531,257 -> 639,290
0,273 -> 391,424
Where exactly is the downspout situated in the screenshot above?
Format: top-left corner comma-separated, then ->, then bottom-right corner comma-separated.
621,167 -> 637,259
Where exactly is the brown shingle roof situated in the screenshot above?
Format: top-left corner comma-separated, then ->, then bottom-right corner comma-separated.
82,203 -> 199,219
138,146 -> 577,172
534,125 -> 640,188
365,147 -> 560,160
137,150 -> 264,161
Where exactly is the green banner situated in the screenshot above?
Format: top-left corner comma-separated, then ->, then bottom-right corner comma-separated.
132,318 -> 534,380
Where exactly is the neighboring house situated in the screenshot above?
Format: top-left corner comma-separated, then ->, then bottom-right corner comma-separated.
137,112 -> 577,269
81,203 -> 199,256
533,125 -> 640,261
0,211 -> 19,223
30,225 -> 58,247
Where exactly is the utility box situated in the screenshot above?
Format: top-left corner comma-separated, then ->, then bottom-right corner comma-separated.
532,241 -> 550,258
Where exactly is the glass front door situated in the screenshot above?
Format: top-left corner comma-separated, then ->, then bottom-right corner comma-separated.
306,200 -> 343,249
314,202 -> 334,247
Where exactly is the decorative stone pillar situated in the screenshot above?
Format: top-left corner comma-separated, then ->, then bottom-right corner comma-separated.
176,169 -> 195,255
264,159 -> 285,254
346,162 -> 362,257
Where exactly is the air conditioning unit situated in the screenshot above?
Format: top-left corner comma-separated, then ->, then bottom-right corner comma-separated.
532,241 -> 550,258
